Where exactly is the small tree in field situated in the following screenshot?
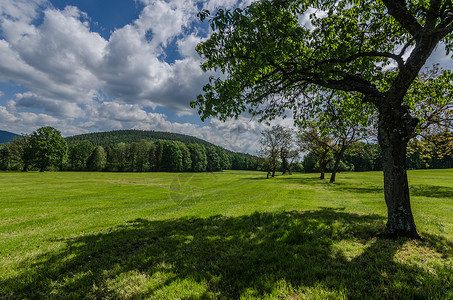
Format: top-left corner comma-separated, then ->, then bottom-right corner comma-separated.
259,126 -> 284,178
193,0 -> 453,238
29,127 -> 68,172
298,129 -> 333,180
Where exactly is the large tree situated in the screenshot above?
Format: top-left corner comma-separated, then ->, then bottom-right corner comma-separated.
193,0 -> 453,238
29,127 -> 68,172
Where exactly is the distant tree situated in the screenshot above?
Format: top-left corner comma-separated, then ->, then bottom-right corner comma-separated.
259,127 -> 282,178
68,140 -> 95,170
301,152 -> 318,173
148,142 -> 157,171
177,142 -> 192,172
407,131 -> 453,169
188,143 -> 208,172
86,146 -> 107,171
106,143 -> 128,172
0,144 -> 11,170
9,135 -> 34,172
215,146 -> 231,170
160,141 -> 183,172
298,129 -> 333,179
29,127 -> 68,172
343,143 -> 382,172
128,140 -> 151,172
230,153 -> 246,170
206,146 -> 222,172
152,140 -> 165,171
273,126 -> 298,175
327,125 -> 365,183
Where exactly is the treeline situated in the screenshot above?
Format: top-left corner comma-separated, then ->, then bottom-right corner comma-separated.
302,140 -> 453,173
65,130 -> 214,147
0,127 -> 261,172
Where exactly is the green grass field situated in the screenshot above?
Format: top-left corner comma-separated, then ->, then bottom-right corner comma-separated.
0,170 -> 452,299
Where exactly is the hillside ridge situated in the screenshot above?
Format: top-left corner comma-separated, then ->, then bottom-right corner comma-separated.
0,130 -> 19,144
65,129 -> 216,147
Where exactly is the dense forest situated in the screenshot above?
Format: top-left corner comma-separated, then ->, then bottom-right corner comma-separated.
65,130 -> 215,147
0,128 -> 261,172
1,127 -> 451,174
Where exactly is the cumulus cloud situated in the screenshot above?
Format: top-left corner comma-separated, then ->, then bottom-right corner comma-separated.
0,0 -> 48,24
0,0 -> 207,115
0,0 -> 263,151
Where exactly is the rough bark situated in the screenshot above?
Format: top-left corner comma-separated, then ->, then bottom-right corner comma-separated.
319,162 -> 326,180
378,104 -> 420,238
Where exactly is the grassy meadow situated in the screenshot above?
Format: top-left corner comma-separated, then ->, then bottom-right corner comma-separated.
0,170 -> 452,299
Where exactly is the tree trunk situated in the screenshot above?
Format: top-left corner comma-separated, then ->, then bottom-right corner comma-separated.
281,149 -> 288,175
378,105 -> 420,238
319,153 -> 327,179
281,158 -> 287,175
329,148 -> 346,183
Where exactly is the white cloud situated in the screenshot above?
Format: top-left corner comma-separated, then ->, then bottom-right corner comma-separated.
13,92 -> 85,117
0,105 -> 86,136
0,0 -> 252,122
0,0 -> 48,24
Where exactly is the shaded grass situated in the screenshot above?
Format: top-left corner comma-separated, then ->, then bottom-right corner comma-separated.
0,170 -> 452,299
3,210 -> 453,299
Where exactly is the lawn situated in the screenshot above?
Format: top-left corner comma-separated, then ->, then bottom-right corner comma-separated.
0,170 -> 452,299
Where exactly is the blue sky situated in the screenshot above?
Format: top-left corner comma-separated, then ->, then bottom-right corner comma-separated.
49,0 -> 145,39
0,0 -> 452,153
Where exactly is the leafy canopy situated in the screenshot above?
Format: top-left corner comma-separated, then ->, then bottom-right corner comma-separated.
192,0 -> 453,123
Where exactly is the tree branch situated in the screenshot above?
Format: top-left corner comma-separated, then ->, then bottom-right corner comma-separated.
426,0 -> 443,30
310,51 -> 405,70
382,0 -> 423,37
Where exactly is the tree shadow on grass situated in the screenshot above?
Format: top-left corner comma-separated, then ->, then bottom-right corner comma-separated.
410,184 -> 453,199
334,185 -> 385,194
2,210 -> 452,299
244,175 -> 323,182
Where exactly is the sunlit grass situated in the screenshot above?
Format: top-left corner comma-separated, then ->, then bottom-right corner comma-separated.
0,170 -> 452,298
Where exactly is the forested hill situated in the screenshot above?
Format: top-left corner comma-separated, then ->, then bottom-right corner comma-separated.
65,130 -> 215,147
0,130 -> 18,144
